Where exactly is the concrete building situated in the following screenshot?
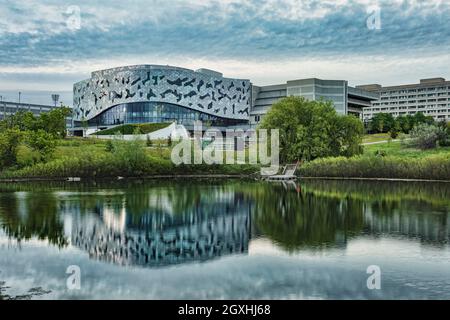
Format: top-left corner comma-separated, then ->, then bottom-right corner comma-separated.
73,65 -> 379,135
0,100 -> 73,128
250,78 -> 379,126
0,100 -> 54,121
357,78 -> 450,122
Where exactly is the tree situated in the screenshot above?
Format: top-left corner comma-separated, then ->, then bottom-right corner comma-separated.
0,111 -> 38,132
369,113 -> 395,133
81,117 -> 88,138
408,124 -> 445,149
0,128 -> 22,168
25,129 -> 57,162
396,116 -> 411,133
389,120 -> 401,139
259,97 -> 364,163
331,115 -> 364,157
39,107 -> 72,138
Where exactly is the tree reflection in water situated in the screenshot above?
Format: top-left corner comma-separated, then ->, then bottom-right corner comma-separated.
0,179 -> 449,267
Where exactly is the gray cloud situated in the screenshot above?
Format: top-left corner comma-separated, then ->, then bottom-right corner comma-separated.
0,0 -> 449,98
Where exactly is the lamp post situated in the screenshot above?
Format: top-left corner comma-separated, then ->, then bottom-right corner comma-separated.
18,92 -> 21,104
51,94 -> 60,109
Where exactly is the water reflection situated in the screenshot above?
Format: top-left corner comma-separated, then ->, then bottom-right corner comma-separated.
70,186 -> 251,267
0,180 -> 449,269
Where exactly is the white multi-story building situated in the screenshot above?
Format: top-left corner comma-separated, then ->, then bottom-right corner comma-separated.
357,78 -> 450,122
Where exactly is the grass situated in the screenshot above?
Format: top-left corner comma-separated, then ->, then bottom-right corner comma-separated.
0,137 -> 259,179
4,135 -> 450,181
93,122 -> 171,135
362,133 -> 391,144
363,140 -> 450,159
299,140 -> 450,180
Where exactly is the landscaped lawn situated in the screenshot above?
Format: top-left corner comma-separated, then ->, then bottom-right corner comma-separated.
363,140 -> 450,159
54,137 -> 174,160
362,133 -> 392,144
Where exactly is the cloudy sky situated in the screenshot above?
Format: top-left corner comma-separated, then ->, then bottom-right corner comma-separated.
0,0 -> 449,106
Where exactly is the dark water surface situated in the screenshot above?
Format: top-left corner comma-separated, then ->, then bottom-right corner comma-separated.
0,179 -> 449,300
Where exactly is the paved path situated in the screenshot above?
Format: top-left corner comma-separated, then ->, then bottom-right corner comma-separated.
362,139 -> 400,146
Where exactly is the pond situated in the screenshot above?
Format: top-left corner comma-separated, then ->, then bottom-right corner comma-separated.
0,179 -> 449,300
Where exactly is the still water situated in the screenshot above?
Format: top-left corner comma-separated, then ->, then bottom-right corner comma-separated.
0,179 -> 449,300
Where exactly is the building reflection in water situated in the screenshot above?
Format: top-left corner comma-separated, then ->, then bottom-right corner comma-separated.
0,180 -> 449,268
70,188 -> 252,267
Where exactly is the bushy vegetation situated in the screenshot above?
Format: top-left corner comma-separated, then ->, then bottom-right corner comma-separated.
259,97 -> 364,163
367,112 -> 435,136
0,135 -> 259,179
407,123 -> 448,149
299,153 -> 450,180
315,114 -> 450,180
94,123 -> 171,135
0,108 -> 70,170
299,139 -> 450,180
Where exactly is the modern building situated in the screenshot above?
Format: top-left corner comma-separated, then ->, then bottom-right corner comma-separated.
73,65 -> 379,134
0,100 -> 73,128
250,78 -> 379,126
357,78 -> 450,122
73,65 -> 252,134
0,100 -> 52,121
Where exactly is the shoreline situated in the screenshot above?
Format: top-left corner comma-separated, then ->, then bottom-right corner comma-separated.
299,176 -> 450,183
0,174 -> 254,183
1,175 -> 450,183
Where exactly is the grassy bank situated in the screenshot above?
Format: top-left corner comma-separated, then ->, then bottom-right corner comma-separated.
0,138 -> 259,179
4,137 -> 450,181
362,133 -> 391,144
299,141 -> 450,180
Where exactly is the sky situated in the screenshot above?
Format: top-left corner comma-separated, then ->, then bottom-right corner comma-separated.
0,0 -> 449,106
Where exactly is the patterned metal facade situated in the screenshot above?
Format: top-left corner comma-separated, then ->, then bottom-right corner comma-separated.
73,65 -> 252,122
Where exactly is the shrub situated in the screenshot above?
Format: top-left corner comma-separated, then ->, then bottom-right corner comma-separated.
16,145 -> 42,168
0,128 -> 22,168
25,129 -> 57,161
389,129 -> 399,139
105,140 -> 115,152
146,136 -> 153,147
408,124 -> 445,150
298,154 -> 450,181
109,137 -> 149,175
374,150 -> 387,157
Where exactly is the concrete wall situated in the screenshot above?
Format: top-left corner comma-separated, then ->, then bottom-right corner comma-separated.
89,122 -> 189,140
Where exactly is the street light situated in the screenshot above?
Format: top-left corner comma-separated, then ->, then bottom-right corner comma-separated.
18,92 -> 21,104
51,94 -> 60,108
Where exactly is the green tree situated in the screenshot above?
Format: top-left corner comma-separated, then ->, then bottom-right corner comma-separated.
0,128 -> 22,168
259,97 -> 364,163
38,107 -> 71,138
396,116 -> 411,133
0,111 -> 38,132
24,129 -> 57,162
330,115 -> 364,157
389,119 -> 401,139
369,113 -> 395,133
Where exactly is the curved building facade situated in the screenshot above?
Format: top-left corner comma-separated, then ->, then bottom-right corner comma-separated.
73,65 -> 251,128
